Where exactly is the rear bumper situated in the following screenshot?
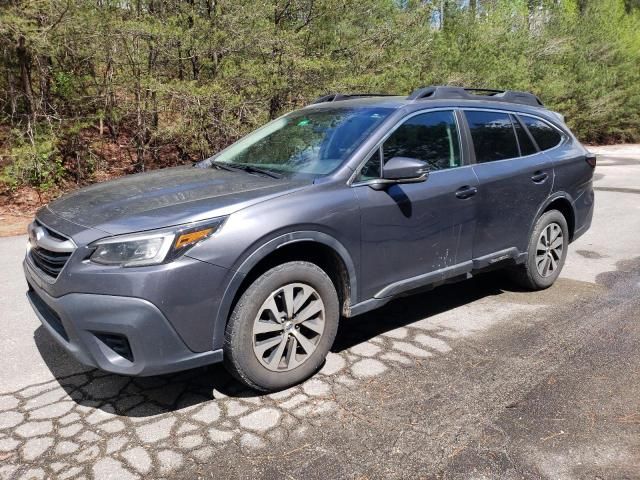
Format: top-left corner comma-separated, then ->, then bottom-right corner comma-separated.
25,260 -> 222,376
571,184 -> 595,242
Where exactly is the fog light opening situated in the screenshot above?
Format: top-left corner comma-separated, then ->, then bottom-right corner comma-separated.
95,333 -> 134,362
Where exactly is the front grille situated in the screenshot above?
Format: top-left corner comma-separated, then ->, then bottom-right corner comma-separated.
28,221 -> 75,280
27,285 -> 69,341
30,247 -> 72,278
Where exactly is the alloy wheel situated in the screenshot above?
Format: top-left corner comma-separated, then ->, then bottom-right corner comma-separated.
535,222 -> 564,277
252,283 -> 325,372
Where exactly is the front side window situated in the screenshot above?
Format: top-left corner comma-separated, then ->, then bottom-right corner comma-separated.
382,110 -> 461,170
519,115 -> 563,151
210,107 -> 392,178
464,110 -> 519,163
355,110 -> 461,182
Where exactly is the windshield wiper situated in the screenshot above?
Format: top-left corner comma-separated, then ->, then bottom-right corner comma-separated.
238,165 -> 282,179
210,161 -> 237,173
213,161 -> 282,179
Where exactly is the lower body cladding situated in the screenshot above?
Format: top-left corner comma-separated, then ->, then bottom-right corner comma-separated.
24,261 -> 223,376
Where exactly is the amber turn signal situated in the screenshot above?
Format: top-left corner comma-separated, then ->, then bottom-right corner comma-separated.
174,228 -> 214,249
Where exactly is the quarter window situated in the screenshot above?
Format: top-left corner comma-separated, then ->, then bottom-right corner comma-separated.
512,115 -> 537,156
464,111 -> 519,163
519,115 -> 563,151
358,149 -> 381,181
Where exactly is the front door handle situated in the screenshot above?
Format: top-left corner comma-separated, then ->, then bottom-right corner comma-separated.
531,171 -> 549,183
455,185 -> 478,199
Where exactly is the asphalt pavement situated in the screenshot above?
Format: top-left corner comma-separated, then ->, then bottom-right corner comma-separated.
0,152 -> 639,479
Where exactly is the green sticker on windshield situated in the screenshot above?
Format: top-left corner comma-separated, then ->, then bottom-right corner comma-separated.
297,119 -> 310,126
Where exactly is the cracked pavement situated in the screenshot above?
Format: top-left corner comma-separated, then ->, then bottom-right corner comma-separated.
1,152 -> 639,479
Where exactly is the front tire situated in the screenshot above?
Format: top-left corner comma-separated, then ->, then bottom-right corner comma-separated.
223,261 -> 339,392
509,210 -> 569,290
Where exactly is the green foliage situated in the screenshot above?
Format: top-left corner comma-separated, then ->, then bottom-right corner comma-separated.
1,131 -> 63,190
52,72 -> 74,100
0,0 -> 639,191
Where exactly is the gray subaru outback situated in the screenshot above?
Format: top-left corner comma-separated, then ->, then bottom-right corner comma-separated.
24,86 -> 595,391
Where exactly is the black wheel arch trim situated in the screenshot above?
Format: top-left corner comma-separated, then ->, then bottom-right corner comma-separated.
211,231 -> 358,351
529,192 -> 576,243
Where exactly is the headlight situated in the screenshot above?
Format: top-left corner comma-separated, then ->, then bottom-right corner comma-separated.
89,218 -> 225,267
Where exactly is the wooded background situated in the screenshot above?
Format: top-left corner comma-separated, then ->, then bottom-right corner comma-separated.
1,0 -> 639,205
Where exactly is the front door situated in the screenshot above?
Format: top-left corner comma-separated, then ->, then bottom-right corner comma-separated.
463,109 -> 554,259
353,110 -> 478,300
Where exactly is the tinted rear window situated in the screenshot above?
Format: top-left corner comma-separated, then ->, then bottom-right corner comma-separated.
464,111 -> 519,163
519,115 -> 563,151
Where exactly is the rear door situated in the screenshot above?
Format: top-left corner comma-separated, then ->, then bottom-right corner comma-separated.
463,109 -> 553,260
519,114 -> 592,235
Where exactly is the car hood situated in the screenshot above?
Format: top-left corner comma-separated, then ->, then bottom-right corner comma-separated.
45,166 -> 309,235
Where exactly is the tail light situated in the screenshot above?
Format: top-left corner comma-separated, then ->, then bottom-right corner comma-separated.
585,152 -> 597,168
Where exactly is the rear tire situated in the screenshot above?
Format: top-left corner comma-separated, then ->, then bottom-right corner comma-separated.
223,261 -> 339,392
508,209 -> 569,290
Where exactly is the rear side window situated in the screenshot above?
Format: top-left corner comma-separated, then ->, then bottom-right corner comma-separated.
512,115 -> 537,156
519,115 -> 563,151
464,111 -> 519,163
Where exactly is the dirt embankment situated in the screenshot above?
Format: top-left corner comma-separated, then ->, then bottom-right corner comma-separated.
1,126 -> 195,236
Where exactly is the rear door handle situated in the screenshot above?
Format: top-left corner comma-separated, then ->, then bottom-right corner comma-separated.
531,171 -> 549,183
455,185 -> 478,199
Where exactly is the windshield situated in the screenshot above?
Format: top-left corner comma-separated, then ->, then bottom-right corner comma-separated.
208,107 -> 392,178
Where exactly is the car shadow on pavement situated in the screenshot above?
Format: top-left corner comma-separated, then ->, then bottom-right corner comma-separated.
332,272 -> 509,353
33,328 -> 260,417
33,271 -> 513,417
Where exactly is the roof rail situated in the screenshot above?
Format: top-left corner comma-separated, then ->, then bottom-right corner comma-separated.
310,93 -> 396,105
407,86 -> 543,107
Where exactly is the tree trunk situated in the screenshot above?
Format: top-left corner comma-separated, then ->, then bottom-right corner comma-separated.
3,45 -> 17,121
16,36 -> 34,117
470,0 -> 477,17
39,54 -> 53,115
177,42 -> 184,81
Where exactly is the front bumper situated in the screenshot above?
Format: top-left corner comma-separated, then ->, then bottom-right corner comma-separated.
25,260 -> 222,376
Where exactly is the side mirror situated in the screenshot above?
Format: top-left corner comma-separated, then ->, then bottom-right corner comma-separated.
369,157 -> 429,190
383,157 -> 429,180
